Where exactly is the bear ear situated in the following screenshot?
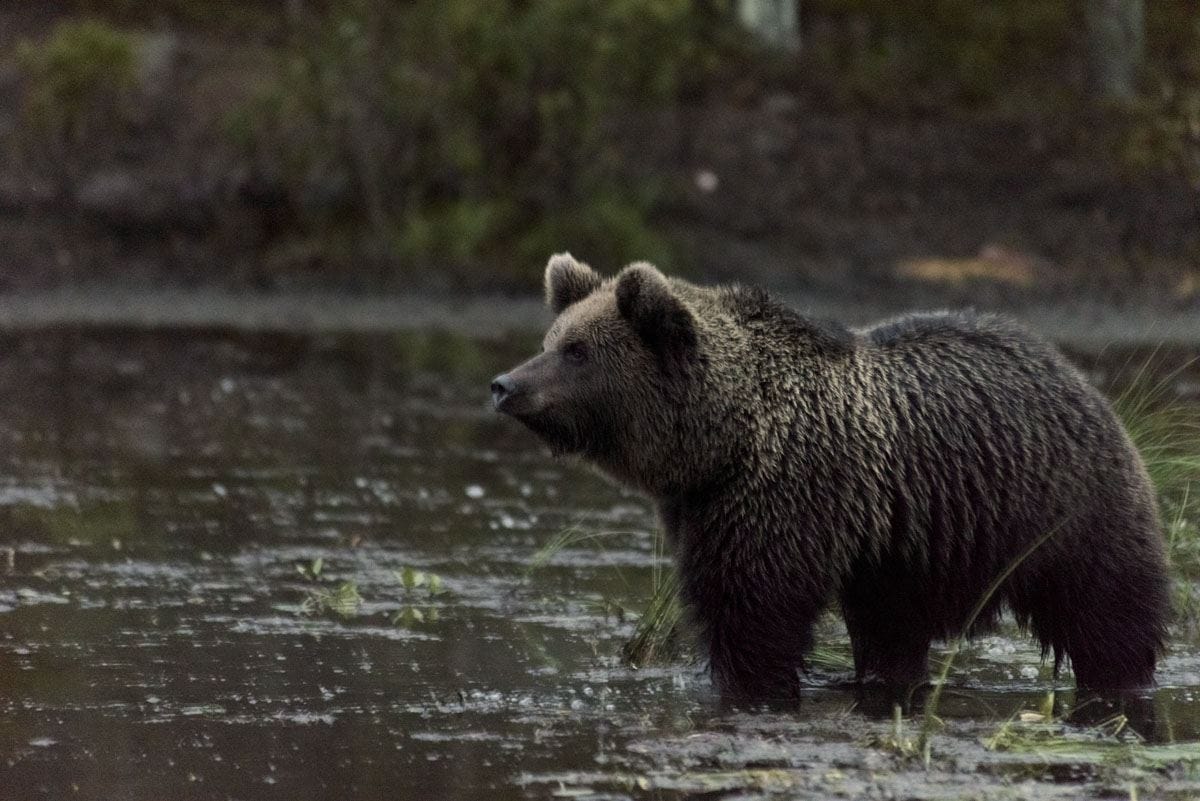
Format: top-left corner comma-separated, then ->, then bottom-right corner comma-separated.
615,262 -> 697,360
544,253 -> 602,314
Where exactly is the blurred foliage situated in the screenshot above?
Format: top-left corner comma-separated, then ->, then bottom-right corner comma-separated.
802,1 -> 1197,112
799,1 -> 1200,193
1118,86 -> 1200,188
234,0 -> 741,288
7,2 -> 1200,288
1116,3 -> 1200,186
803,0 -> 1074,108
72,0 -> 275,30
229,0 -> 1196,288
16,18 -> 137,178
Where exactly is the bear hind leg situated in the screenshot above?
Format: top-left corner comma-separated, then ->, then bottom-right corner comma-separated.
1015,570 -> 1166,691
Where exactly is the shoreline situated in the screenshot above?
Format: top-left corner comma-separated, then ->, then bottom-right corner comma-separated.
0,288 -> 1196,351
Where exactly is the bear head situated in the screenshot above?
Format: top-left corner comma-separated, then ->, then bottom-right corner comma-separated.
491,253 -> 706,493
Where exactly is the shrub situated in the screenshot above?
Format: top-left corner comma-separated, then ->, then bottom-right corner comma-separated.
72,0 -> 273,30
804,0 -> 1073,109
236,0 -> 736,288
17,19 -> 137,152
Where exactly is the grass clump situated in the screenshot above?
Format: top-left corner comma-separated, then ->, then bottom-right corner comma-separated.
985,703 -> 1136,756
979,692 -> 1200,788
528,523 -> 630,574
529,523 -> 689,666
865,704 -> 920,759
1115,358 -> 1200,515
623,570 -> 686,667
1112,354 -> 1200,634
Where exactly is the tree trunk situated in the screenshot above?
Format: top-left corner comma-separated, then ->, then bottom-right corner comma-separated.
1083,0 -> 1144,102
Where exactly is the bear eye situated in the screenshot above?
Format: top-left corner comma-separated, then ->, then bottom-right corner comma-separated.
562,342 -> 588,365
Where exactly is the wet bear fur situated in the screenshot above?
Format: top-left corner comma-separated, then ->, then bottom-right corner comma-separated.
494,254 -> 1171,702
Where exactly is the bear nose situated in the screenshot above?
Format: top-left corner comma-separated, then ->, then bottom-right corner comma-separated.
491,373 -> 516,410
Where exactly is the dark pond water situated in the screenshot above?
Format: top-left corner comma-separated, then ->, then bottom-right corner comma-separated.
1,330 -> 1198,800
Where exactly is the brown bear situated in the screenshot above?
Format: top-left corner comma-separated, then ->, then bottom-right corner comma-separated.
492,253 -> 1170,702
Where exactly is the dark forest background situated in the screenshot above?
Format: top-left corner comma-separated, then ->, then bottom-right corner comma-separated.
0,1 -> 1196,306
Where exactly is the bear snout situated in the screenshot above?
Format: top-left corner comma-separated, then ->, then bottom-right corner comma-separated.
491,373 -> 517,411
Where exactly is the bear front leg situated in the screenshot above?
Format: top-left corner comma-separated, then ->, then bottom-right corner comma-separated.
703,614 -> 813,705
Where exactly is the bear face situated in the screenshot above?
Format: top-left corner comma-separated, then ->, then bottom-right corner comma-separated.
492,254 -> 705,491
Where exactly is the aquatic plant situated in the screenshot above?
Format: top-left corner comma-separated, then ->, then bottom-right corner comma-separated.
293,561 -> 445,623
977,690 -> 1200,795
395,566 -> 445,595
294,557 -> 362,618
985,695 -> 1134,755
300,580 -> 362,619
296,557 -> 325,581
391,566 -> 445,627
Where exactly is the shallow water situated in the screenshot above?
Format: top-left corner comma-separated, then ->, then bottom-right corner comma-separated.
1,330 -> 1198,800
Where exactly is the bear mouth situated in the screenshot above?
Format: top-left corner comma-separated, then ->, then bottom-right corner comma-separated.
509,409 -> 587,457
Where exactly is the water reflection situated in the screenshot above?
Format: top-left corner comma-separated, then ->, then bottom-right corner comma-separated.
0,330 -> 1197,800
